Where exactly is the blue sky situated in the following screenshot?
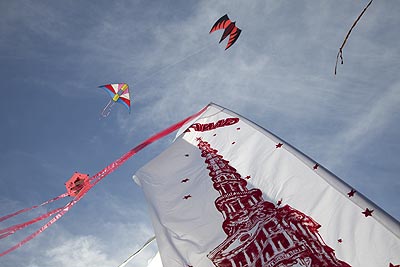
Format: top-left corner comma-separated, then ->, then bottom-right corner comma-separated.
0,1 -> 399,266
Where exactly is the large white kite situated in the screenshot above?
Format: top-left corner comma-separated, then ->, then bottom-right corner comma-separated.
134,103 -> 399,267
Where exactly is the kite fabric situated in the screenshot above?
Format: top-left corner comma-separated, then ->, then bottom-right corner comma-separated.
147,252 -> 163,267
134,103 -> 400,267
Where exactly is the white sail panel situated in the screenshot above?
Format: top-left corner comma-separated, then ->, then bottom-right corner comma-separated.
136,103 -> 400,267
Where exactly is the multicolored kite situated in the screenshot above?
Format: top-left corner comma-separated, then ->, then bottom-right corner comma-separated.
210,14 -> 241,50
99,83 -> 131,117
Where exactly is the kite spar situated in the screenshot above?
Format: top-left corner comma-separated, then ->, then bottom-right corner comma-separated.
117,236 -> 156,267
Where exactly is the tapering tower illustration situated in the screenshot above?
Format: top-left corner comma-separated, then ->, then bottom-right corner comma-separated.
197,138 -> 350,267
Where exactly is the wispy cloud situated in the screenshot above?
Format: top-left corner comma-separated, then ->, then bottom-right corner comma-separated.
42,235 -> 117,267
326,81 -> 400,166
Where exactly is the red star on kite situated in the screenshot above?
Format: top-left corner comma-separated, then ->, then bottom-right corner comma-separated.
245,175 -> 251,180
313,163 -> 319,170
183,195 -> 192,200
276,143 -> 283,148
362,208 -> 374,217
347,189 -> 356,197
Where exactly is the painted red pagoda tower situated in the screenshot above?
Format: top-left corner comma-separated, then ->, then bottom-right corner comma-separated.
197,138 -> 350,267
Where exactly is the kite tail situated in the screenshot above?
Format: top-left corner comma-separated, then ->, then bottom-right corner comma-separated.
0,193 -> 68,223
100,99 -> 115,118
0,199 -> 77,257
334,0 -> 374,75
0,206 -> 64,239
0,105 -> 208,257
0,193 -> 69,240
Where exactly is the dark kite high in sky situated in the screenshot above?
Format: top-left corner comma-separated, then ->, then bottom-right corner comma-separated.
210,14 -> 241,50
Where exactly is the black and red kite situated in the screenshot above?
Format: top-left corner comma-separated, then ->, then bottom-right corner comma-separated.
210,14 -> 241,50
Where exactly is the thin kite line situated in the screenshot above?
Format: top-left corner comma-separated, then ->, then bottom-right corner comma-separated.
334,0 -> 374,75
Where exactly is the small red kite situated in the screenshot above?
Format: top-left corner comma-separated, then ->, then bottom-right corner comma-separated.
210,14 -> 241,50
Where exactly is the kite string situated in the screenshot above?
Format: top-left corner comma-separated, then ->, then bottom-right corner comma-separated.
0,105 -> 207,257
135,44 -> 213,86
100,99 -> 115,118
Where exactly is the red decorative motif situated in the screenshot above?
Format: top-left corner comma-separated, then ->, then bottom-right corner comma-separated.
347,189 -> 356,197
362,208 -> 373,217
276,143 -> 283,148
65,172 -> 90,197
313,164 -> 319,170
186,118 -> 239,132
197,138 -> 350,267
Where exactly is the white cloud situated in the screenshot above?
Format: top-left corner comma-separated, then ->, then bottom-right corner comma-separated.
42,235 -> 116,267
